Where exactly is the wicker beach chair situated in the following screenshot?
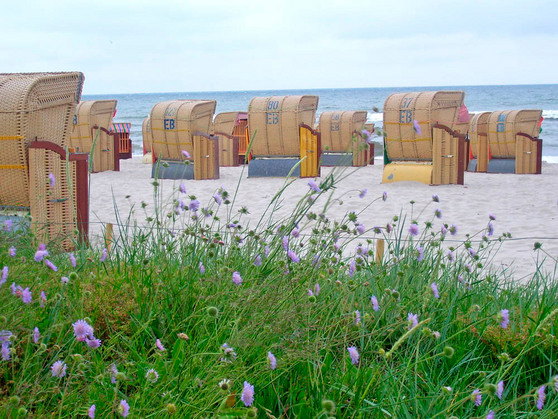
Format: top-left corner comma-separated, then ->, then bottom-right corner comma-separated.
0,72 -> 87,248
319,111 -> 371,167
149,100 -> 219,180
382,91 -> 468,185
247,95 -> 320,178
70,100 -> 118,172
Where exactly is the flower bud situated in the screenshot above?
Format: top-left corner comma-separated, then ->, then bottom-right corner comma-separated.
166,403 -> 177,415
206,306 -> 219,317
9,396 -> 20,404
321,399 -> 336,413
443,346 -> 455,359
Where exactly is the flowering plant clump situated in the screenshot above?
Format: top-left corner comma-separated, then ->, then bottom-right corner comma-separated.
0,178 -> 556,418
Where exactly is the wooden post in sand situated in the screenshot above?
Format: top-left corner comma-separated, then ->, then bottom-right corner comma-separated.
104,223 -> 114,252
376,239 -> 385,264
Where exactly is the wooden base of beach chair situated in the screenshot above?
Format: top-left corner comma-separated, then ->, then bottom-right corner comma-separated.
382,162 -> 433,185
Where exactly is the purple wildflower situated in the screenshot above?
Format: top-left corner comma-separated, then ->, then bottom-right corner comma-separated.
347,346 -> 359,365
10,282 -> 16,295
500,309 -> 509,329
314,283 -> 320,296
86,337 -> 102,348
413,119 -> 422,135
536,385 -> 546,410
181,150 -> 191,159
73,319 -> 94,342
468,248 -> 477,258
472,389 -> 482,406
0,330 -> 12,343
282,236 -> 289,251
100,248 -> 107,262
487,410 -> 495,419
179,182 -> 187,194
449,224 -> 458,236
371,295 -> 379,312
70,252 -> 76,267
356,223 -> 365,235
220,343 -> 237,362
22,288 -> 32,304
51,360 -> 67,378
61,276 -> 69,284
232,271 -> 242,285
308,289 -> 314,297
3,220 -> 12,231
431,282 -> 440,299
1,266 -> 7,286
156,339 -> 165,351
189,199 -> 200,212
199,262 -> 205,274
40,290 -> 47,307
268,351 -> 277,370
291,227 -> 300,238
1,342 -> 10,361
264,245 -> 270,257
287,249 -> 300,263
48,173 -> 56,187
213,193 -> 222,205
408,312 -> 419,329
253,255 -> 262,266
447,250 -> 454,262
110,364 -> 118,383
496,380 -> 504,400
416,246 -> 424,262
408,223 -> 419,237
308,179 -> 321,192
382,191 -> 387,201
119,400 -> 130,417
355,310 -> 361,325
34,244 -> 49,262
487,223 -> 494,236
348,260 -> 356,277
33,327 -> 40,344
434,209 -> 442,219
241,381 -> 255,407
361,129 -> 372,142
145,368 -> 159,383
432,194 -> 439,202
441,225 -> 447,235
9,247 -> 16,257
45,259 -> 58,272
88,404 -> 96,418
489,214 -> 496,221
359,189 -> 367,198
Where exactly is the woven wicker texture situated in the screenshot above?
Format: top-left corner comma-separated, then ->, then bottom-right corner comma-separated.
248,96 -> 319,157
150,100 -> 216,160
70,100 -> 117,153
0,72 -> 84,207
383,91 -> 464,161
487,110 -> 542,158
28,147 -> 78,250
319,111 -> 367,152
214,112 -> 240,136
142,117 -> 152,154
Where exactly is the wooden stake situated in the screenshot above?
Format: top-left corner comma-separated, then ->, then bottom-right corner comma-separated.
375,239 -> 385,264
105,223 -> 114,252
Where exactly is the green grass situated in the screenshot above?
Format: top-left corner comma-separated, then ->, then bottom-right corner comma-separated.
1,170 -> 557,418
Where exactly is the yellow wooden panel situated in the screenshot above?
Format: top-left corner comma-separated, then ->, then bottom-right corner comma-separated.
299,126 -> 319,177
382,163 -> 432,184
515,135 -> 538,174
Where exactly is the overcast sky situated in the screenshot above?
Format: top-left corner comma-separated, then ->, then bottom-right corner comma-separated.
2,0 -> 557,95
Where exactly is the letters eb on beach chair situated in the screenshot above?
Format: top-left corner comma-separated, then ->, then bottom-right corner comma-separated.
212,112 -> 249,167
70,100 -> 120,172
319,111 -> 373,167
0,72 -> 88,249
483,110 -> 543,174
382,91 -> 468,185
247,95 -> 320,178
149,100 -> 219,180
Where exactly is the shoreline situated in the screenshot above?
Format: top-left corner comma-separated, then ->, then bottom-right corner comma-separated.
89,159 -> 558,282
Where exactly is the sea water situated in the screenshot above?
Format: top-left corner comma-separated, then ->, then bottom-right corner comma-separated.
83,84 -> 558,162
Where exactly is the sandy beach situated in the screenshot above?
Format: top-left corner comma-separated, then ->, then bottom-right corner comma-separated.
89,158 -> 558,281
